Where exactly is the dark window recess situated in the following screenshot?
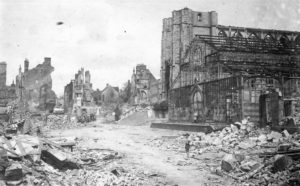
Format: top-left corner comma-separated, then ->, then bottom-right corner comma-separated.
267,78 -> 273,85
250,79 -> 255,88
197,13 -> 202,21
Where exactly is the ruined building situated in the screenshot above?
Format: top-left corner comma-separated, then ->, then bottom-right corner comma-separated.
0,62 -> 7,87
64,68 -> 94,113
130,64 -> 161,105
101,84 -> 119,105
16,58 -> 56,112
0,62 -> 16,107
161,8 -> 300,127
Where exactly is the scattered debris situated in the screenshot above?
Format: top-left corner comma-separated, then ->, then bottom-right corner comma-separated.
147,117 -> 300,185
41,149 -> 80,170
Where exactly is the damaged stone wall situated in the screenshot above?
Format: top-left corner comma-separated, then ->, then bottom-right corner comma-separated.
0,62 -> 17,107
16,58 -> 56,113
160,8 -> 218,98
0,62 -> 7,87
63,80 -> 74,113
162,8 -> 300,125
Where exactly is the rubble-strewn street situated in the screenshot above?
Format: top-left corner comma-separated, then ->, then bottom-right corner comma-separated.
2,113 -> 300,185
1,117 -> 209,186
44,120 -> 209,186
2,1 -> 300,185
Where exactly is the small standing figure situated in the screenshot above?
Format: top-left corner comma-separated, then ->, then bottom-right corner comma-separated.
185,136 -> 191,159
114,105 -> 121,121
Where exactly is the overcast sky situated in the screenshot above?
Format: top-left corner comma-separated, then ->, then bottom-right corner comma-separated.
1,0 -> 300,96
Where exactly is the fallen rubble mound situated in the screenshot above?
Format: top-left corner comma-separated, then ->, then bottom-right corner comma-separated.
147,118 -> 300,185
0,133 -> 169,186
44,114 -> 86,130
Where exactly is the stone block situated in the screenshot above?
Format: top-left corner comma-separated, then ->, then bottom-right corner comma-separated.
41,149 -> 79,170
238,141 -> 256,150
221,154 -> 237,172
277,143 -> 292,152
267,131 -> 282,141
273,155 -> 293,172
4,163 -> 23,181
240,160 -> 260,172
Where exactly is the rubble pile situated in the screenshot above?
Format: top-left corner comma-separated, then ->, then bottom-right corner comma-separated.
119,105 -> 151,121
44,114 -> 84,130
45,163 -> 167,186
147,118 -> 300,185
0,132 -> 168,186
146,136 -> 183,151
98,105 -> 151,124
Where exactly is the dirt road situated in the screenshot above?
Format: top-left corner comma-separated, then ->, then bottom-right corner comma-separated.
46,121 -> 227,186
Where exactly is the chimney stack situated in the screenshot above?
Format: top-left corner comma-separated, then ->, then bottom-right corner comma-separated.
24,58 -> 29,72
0,62 -> 7,87
44,57 -> 51,65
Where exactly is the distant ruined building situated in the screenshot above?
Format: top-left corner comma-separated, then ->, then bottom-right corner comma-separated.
0,62 -> 16,107
161,8 -> 300,127
16,58 -> 56,113
130,64 -> 161,105
64,68 -> 94,113
101,84 -> 119,105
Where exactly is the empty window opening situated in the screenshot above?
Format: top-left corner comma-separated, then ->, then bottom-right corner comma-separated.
197,13 -> 202,21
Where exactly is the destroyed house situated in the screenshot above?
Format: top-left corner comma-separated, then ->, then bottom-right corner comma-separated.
131,64 -> 161,104
64,68 -> 94,113
0,62 -> 16,107
16,58 -> 56,112
161,8 -> 300,126
101,84 -> 119,104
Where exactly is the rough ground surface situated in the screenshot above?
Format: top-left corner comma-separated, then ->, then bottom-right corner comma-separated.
45,120 -> 233,186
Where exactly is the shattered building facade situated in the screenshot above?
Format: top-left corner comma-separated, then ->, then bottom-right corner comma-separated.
0,62 -> 16,107
64,68 -> 94,113
16,58 -> 56,113
130,64 -> 161,105
161,8 -> 300,127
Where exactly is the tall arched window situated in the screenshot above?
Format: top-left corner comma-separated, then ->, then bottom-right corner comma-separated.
296,35 -> 300,46
279,35 -> 289,46
248,33 -> 259,48
264,34 -> 275,43
192,91 -> 203,118
218,30 -> 227,45
192,47 -> 202,64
